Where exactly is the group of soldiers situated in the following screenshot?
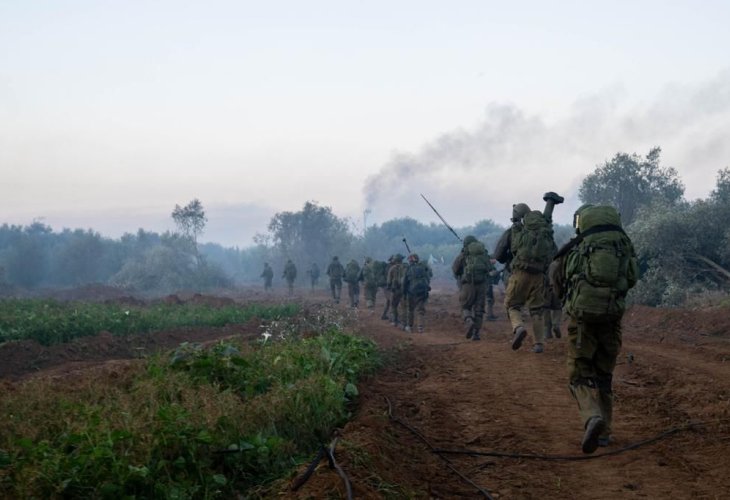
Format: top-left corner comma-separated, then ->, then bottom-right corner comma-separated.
259,260 -> 322,295
259,192 -> 638,454
458,192 -> 638,454
324,253 -> 433,333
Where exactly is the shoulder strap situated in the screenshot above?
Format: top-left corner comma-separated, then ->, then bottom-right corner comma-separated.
553,224 -> 625,260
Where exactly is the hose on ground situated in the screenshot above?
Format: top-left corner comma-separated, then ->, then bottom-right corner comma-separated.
386,396 -> 495,499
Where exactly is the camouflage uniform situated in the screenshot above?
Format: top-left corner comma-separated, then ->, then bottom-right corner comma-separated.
452,235 -> 494,341
550,204 -> 638,453
344,259 -> 361,308
403,254 -> 432,333
307,263 -> 320,290
260,263 -> 273,291
360,257 -> 379,309
282,260 -> 297,296
380,257 -> 395,320
387,254 -> 406,328
326,256 -> 344,304
495,204 -> 552,353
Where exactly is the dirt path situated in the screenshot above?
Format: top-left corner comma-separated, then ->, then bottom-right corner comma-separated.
294,290 -> 730,499
2,288 -> 729,498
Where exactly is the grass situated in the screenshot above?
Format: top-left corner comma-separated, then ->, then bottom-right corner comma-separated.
0,299 -> 300,345
0,313 -> 379,498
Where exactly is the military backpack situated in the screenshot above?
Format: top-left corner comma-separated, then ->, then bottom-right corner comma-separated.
407,262 -> 431,296
462,241 -> 492,284
512,210 -> 554,274
373,260 -> 388,287
565,205 -> 638,321
345,262 -> 360,283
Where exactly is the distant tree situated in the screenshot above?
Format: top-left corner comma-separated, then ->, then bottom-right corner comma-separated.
52,229 -> 105,285
579,147 -> 684,226
266,201 -> 353,266
171,199 -> 207,245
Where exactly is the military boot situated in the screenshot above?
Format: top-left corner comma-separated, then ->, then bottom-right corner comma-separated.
511,326 -> 527,350
551,309 -> 562,338
582,416 -> 606,454
598,384 -> 614,446
471,326 -> 481,341
531,312 -> 546,345
569,382 -> 603,436
544,313 -> 553,339
464,317 -> 475,339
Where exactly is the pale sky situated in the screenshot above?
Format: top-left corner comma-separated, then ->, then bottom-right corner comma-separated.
2,1 -> 729,246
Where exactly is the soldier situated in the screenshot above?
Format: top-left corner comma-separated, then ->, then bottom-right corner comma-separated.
403,253 -> 432,333
282,259 -> 297,295
550,204 -> 638,453
307,262 -> 320,290
452,235 -> 494,341
360,257 -> 379,309
380,256 -> 395,320
344,258 -> 361,308
495,202 -> 555,353
260,262 -> 273,291
326,256 -> 344,304
543,274 -> 563,339
486,258 -> 500,321
387,254 -> 406,328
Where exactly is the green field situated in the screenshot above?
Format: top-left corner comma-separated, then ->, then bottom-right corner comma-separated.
0,314 -> 379,498
0,299 -> 300,345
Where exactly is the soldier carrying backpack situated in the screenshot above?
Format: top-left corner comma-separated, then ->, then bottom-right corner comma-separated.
550,204 -> 638,454
452,235 -> 495,341
403,253 -> 432,333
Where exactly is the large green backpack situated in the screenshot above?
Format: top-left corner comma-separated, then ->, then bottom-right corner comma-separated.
512,211 -> 554,273
565,205 -> 638,320
463,241 -> 492,284
407,262 -> 431,296
373,260 -> 388,287
345,262 -> 360,283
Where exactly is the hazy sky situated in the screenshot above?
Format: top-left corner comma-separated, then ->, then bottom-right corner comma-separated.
2,1 -> 729,246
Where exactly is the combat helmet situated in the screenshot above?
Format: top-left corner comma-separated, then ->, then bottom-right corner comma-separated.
512,203 -> 531,222
463,235 -> 477,246
573,204 -> 594,233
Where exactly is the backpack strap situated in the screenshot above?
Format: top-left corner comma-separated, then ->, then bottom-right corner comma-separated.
553,224 -> 625,260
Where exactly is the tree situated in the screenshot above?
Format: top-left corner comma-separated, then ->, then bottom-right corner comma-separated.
266,201 -> 353,267
579,147 -> 684,226
171,199 -> 207,245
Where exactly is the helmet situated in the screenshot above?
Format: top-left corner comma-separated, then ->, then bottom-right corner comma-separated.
463,235 -> 477,246
573,204 -> 594,232
394,253 -> 404,262
512,203 -> 531,221
364,256 -> 372,263
408,253 -> 419,263
333,256 -> 339,260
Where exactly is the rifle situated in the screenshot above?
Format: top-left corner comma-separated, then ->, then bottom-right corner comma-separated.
402,236 -> 412,254
420,194 -> 462,242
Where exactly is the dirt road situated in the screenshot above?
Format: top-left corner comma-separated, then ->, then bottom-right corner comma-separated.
295,289 -> 730,499
2,287 -> 729,498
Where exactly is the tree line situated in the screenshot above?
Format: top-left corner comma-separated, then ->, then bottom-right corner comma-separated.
1,148 -> 728,306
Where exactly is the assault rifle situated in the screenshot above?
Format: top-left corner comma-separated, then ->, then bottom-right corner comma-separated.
402,236 -> 412,254
420,194 -> 462,242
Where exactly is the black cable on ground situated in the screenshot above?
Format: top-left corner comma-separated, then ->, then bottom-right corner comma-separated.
433,421 -> 709,461
385,396 -> 495,499
326,437 -> 353,500
290,446 -> 326,491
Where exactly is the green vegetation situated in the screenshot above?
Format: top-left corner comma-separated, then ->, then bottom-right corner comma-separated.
0,325 -> 379,498
0,300 -> 299,345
